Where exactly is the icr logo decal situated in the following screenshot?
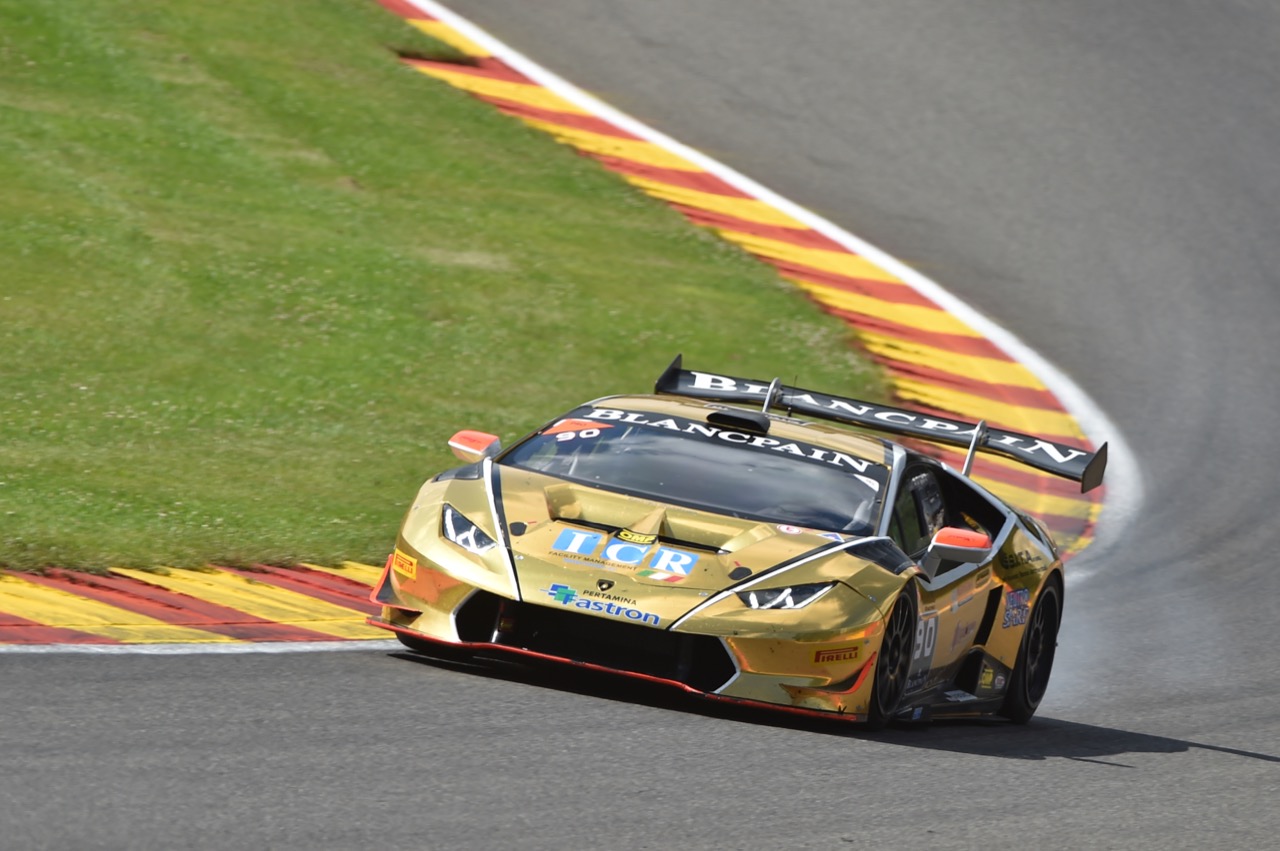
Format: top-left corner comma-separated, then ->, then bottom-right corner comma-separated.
550,529 -> 699,581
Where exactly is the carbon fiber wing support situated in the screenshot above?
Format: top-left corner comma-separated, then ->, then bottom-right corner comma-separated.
655,355 -> 1107,492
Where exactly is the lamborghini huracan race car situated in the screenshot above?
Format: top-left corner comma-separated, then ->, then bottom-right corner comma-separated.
369,356 -> 1106,726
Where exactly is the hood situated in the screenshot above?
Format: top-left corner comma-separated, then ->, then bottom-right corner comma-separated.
494,469 -> 881,627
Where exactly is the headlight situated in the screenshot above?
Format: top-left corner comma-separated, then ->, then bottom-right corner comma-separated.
737,582 -> 835,610
441,504 -> 497,556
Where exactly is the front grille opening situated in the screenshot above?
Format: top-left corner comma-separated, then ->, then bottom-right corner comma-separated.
455,591 -> 736,693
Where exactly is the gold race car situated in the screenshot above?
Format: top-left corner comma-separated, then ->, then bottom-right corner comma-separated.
369,356 -> 1106,726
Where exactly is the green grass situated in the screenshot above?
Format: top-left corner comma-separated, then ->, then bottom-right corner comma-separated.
0,0 -> 885,570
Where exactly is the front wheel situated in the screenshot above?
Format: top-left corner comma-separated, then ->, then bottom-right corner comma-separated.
866,592 -> 915,729
1000,579 -> 1062,723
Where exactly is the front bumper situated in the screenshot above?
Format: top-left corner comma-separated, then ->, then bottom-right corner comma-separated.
369,555 -> 884,722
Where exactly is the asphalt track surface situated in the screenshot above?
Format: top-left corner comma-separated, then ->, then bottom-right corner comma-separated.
5,2 -> 1279,848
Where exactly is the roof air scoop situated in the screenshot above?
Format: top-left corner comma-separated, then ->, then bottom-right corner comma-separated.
706,409 -> 771,435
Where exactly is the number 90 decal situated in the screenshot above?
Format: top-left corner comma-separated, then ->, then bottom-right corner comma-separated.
555,428 -> 601,442
903,612 -> 939,693
543,419 -> 614,441
913,616 -> 937,663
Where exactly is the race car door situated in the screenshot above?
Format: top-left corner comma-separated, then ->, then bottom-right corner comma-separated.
886,463 -> 1006,697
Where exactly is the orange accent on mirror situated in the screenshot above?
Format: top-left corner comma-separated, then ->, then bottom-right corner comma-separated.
448,429 -> 500,461
934,527 -> 992,549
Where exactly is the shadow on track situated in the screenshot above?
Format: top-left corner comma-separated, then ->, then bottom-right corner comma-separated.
387,648 -> 1280,766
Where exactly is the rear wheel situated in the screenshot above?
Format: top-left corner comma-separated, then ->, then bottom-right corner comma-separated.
866,592 -> 915,729
1000,579 -> 1062,723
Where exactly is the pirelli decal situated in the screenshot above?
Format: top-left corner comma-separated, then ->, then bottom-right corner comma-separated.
814,645 -> 860,664
391,549 -> 417,580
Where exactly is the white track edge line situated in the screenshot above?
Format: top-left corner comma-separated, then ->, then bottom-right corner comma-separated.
408,0 -> 1144,575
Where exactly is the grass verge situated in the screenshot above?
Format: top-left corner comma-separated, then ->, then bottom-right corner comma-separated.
0,0 -> 884,570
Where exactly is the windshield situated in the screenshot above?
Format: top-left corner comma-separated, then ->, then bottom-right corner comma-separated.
500,407 -> 888,534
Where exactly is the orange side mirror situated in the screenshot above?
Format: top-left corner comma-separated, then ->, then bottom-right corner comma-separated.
448,430 -> 502,463
932,527 -> 992,550
920,526 -> 993,580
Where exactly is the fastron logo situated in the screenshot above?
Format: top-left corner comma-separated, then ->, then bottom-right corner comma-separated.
548,585 -> 578,605
541,583 -> 661,626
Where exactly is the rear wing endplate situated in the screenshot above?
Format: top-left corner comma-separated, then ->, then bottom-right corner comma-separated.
655,355 -> 1106,492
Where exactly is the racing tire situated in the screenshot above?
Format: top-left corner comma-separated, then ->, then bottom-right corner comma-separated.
1000,578 -> 1062,724
866,591 -> 916,729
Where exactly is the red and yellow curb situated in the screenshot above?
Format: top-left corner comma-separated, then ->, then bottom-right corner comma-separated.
377,0 -> 1104,556
0,563 -> 383,646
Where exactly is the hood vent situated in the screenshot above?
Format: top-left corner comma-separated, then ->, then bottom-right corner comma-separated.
540,482 -> 790,555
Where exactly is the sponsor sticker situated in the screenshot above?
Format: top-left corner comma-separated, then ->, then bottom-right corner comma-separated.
951,619 -> 979,651
636,569 -> 683,583
1002,588 -> 1032,628
617,528 -> 657,545
541,583 -> 660,626
999,549 -> 1040,570
543,419 -> 614,437
814,645 -> 861,664
905,612 -> 939,692
582,407 -> 886,493
551,528 -> 699,580
392,549 -> 417,580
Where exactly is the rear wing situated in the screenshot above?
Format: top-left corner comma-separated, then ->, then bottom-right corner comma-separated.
655,355 -> 1106,492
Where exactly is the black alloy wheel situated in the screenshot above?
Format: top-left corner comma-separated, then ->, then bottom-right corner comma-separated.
1000,580 -> 1062,723
867,592 -> 915,729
